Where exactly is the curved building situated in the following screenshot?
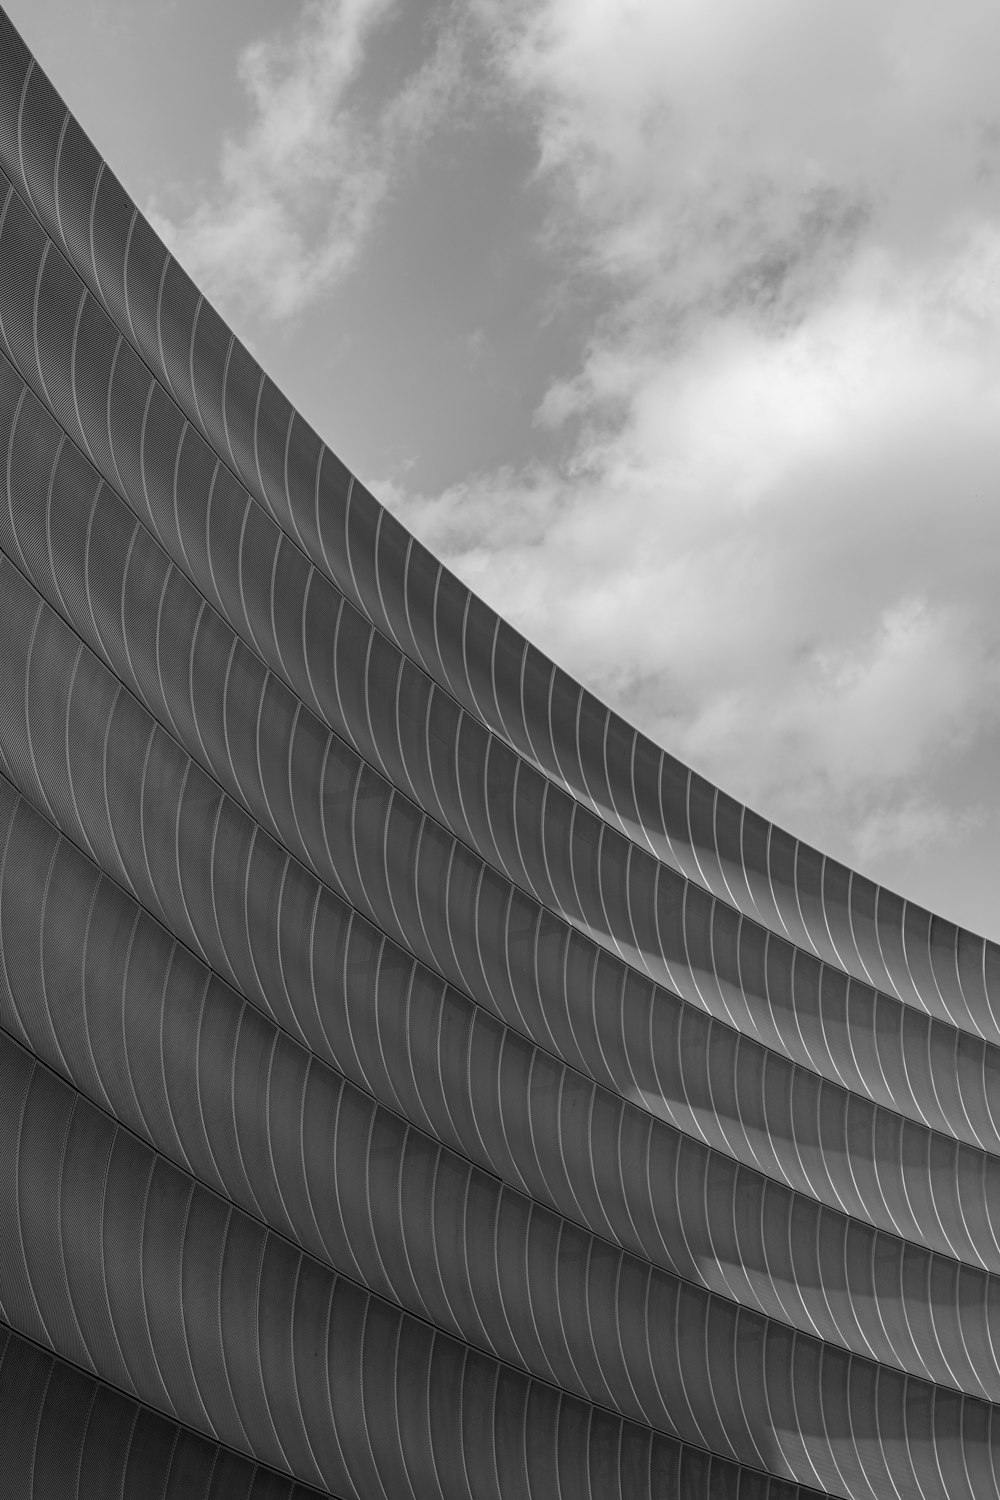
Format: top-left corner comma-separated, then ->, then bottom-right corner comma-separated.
0,10 -> 998,1497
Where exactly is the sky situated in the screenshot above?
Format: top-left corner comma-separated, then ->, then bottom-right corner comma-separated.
7,0 -> 1000,939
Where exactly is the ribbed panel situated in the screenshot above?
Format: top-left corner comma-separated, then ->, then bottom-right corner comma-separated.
0,7 -> 998,1497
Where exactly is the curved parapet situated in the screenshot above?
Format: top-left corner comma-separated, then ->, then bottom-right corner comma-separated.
0,8 -> 998,1497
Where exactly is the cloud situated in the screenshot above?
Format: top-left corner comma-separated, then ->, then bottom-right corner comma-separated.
482,0 -> 1000,303
388,274 -> 1000,825
384,0 -> 1000,894
149,0 -> 462,321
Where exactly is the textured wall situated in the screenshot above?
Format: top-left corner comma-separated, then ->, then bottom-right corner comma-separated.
0,9 -> 999,1497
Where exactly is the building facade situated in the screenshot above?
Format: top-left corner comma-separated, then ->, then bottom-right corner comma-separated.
0,10 -> 999,1497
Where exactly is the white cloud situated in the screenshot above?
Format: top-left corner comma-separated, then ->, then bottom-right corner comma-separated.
483,0 -> 1000,297
385,0 -> 1000,892
149,0 -> 462,320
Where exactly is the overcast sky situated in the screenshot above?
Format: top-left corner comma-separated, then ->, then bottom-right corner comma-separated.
8,0 -> 1000,938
